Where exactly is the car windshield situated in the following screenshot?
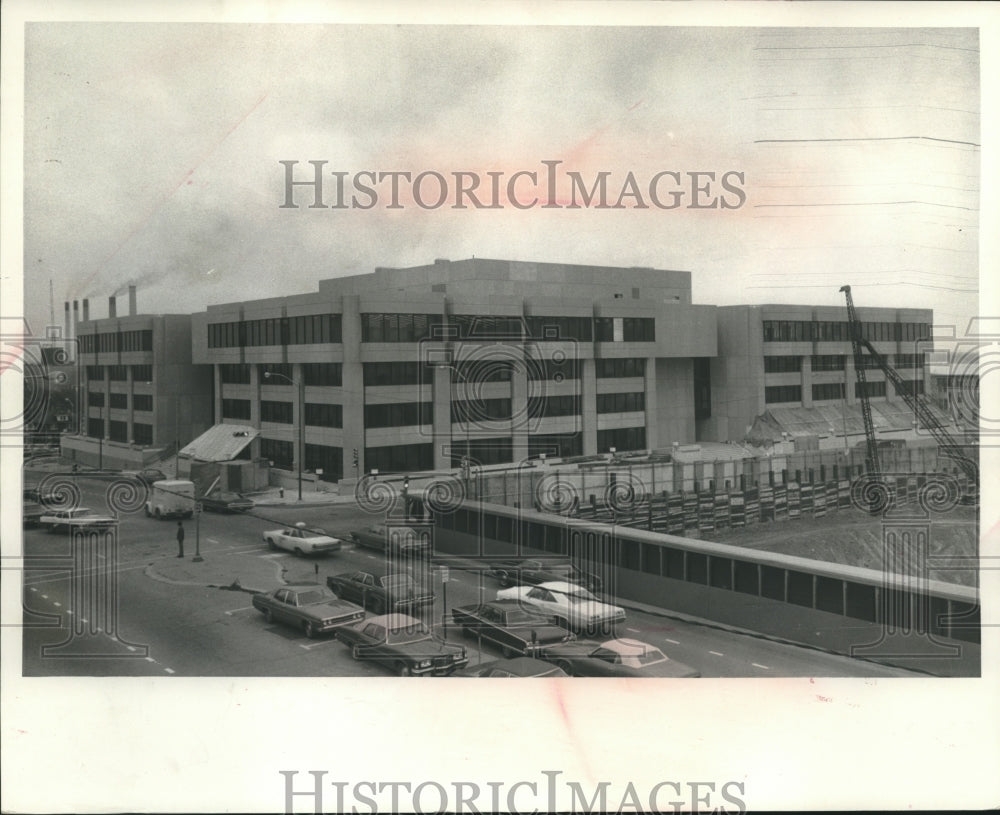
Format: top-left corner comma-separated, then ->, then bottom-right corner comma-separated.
385,622 -> 430,643
616,646 -> 668,668
296,589 -> 334,605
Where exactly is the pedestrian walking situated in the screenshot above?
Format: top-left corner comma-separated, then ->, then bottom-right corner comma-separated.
176,521 -> 185,558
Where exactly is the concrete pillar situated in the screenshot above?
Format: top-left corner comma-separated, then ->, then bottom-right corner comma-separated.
581,358 -> 597,455
432,364 -> 452,469
292,362 -> 304,474
511,361 -> 529,463
213,365 -> 223,427
644,355 -> 658,450
340,295 -> 365,478
801,354 -> 813,408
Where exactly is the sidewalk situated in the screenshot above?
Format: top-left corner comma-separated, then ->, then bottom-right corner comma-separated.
246,486 -> 358,507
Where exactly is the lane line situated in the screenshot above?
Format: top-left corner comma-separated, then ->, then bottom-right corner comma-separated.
299,639 -> 341,650
164,668 -> 175,674
225,606 -> 255,616
664,638 -> 680,645
41,594 -> 48,599
53,602 -> 61,607
709,651 -> 725,657
625,627 -> 640,633
207,538 -> 219,544
29,587 -> 37,593
752,663 -> 770,670
81,618 -> 89,624
144,656 -> 155,663
66,610 -> 74,616
127,646 -> 136,652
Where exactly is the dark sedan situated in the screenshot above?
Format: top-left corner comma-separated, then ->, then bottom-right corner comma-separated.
489,558 -> 602,593
350,523 -> 431,556
327,571 -> 434,615
336,614 -> 468,676
200,491 -> 254,513
455,657 -> 568,678
539,638 -> 701,678
252,585 -> 365,638
451,600 -> 574,658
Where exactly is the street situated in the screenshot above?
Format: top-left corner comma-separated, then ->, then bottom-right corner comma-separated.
19,474 -> 921,678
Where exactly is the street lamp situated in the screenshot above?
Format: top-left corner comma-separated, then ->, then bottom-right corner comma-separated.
263,371 -> 303,502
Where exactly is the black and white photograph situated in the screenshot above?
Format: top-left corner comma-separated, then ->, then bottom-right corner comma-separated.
3,2 -> 998,812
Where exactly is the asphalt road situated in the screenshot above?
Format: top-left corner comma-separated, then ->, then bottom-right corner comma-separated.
19,475 -> 921,678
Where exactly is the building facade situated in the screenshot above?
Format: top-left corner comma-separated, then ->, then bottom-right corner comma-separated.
190,258 -> 718,479
700,304 -> 934,443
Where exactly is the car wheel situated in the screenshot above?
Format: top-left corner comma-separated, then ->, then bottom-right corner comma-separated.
47,524 -> 58,533
264,609 -> 273,624
554,617 -> 569,630
293,547 -> 304,557
154,508 -> 161,520
351,645 -> 361,660
144,506 -> 150,517
303,621 -> 316,639
556,660 -> 574,676
497,572 -> 512,588
396,662 -> 413,677
267,539 -> 276,551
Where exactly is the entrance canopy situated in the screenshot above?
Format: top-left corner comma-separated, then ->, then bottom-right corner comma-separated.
179,424 -> 258,462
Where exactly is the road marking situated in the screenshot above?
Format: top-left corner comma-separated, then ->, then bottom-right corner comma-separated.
625,627 -> 640,633
299,639 -> 340,650
258,554 -> 284,559
29,587 -> 37,593
81,618 -> 89,624
365,555 -> 377,559
664,638 -> 680,645
144,657 -> 155,663
207,538 -> 219,544
66,610 -> 74,615
127,646 -> 136,652
224,606 -> 255,616
164,668 -> 175,674
709,651 -> 725,657
41,594 -> 48,599
752,663 -> 770,670
53,602 -> 61,607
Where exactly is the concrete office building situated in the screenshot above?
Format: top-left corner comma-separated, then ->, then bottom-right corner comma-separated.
63,287 -> 214,469
190,258 -> 718,480
700,304 -> 934,443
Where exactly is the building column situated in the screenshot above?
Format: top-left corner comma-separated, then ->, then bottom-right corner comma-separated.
644,355 -> 658,451
432,364 -> 451,469
102,367 -> 111,439
292,362 -> 304,475
801,354 -> 813,408
340,295 -> 365,479
126,366 -> 135,444
844,354 -> 857,406
581,358 -> 597,455
213,364 -> 223,426
511,362 -> 529,463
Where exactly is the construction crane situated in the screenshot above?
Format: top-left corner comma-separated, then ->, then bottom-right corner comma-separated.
840,285 -> 977,488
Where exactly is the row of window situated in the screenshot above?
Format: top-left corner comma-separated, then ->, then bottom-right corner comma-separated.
449,437 -> 513,467
597,426 -> 646,452
208,314 -> 342,348
87,391 -> 150,411
812,383 -> 845,401
765,353 -> 926,374
261,400 -> 293,424
594,317 -> 656,343
86,365 -> 152,382
596,392 -> 646,414
526,394 -> 581,419
765,379 -> 922,404
594,358 -> 646,379
364,361 -> 433,387
365,401 -> 433,429
452,398 -> 512,423
359,313 -> 656,344
304,403 -> 343,428
78,330 -> 153,354
365,443 -> 434,474
361,313 -> 439,343
528,432 -> 584,459
763,320 -> 931,343
221,362 -> 347,387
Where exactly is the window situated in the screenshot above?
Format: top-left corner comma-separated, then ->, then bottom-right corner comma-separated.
364,402 -> 432,428
304,443 -> 343,481
855,381 -> 887,398
452,360 -> 512,383
88,391 -> 104,407
452,398 -> 512,423
764,385 -> 802,404
525,316 -> 592,342
78,334 -> 96,353
894,379 -> 925,397
811,355 -> 845,372
364,443 -> 434,473
364,361 -> 432,386
762,320 -> 813,342
261,400 -> 293,424
595,358 -> 646,378
133,423 -> 153,445
131,365 -> 152,382
894,354 -> 925,370
87,418 -> 103,438
133,394 -> 153,412
108,420 -> 128,442
109,393 -> 128,409
208,320 -> 242,348
361,313 -> 437,342
596,392 -> 645,413
304,403 -> 342,428
108,365 -> 128,381
219,364 -> 251,384
812,383 -> 845,401
222,398 -> 251,420
303,363 -> 342,387
527,433 -> 583,459
260,438 -> 294,469
287,314 -> 342,345
527,358 -> 581,380
526,394 -> 580,419
450,437 -> 513,467
594,317 -> 614,342
622,317 -> 655,342
764,356 -> 801,373
119,330 -> 153,352
450,315 -> 524,339
86,365 -> 104,380
596,426 -> 646,452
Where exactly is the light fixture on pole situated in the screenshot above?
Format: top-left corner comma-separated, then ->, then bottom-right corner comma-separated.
264,371 -> 303,501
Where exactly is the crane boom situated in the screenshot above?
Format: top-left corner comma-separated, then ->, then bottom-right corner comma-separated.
840,285 -> 880,476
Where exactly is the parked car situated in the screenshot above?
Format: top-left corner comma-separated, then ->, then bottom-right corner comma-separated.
350,523 -> 431,556
495,581 -> 626,635
121,468 -> 168,488
451,600 -> 574,658
262,522 -> 343,556
455,657 -> 569,678
539,638 -> 701,678
336,613 -> 468,676
326,571 -> 434,615
200,491 -> 254,513
489,557 -> 602,593
39,507 -> 116,532
252,584 -> 365,638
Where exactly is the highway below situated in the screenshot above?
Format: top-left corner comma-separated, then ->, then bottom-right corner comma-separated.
19,474 -> 922,678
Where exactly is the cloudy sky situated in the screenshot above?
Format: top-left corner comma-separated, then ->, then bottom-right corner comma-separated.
21,22 -> 980,334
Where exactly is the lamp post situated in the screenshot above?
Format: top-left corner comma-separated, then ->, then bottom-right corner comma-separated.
264,371 -> 303,501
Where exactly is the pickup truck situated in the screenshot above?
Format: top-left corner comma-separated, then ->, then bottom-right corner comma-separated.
326,570 -> 434,615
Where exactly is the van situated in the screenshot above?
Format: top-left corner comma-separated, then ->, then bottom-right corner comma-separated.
145,479 -> 195,520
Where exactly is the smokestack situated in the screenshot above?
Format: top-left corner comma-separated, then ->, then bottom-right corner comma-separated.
108,295 -> 116,319
64,302 -> 70,341
72,300 -> 79,346
82,298 -> 90,322
128,284 -> 137,316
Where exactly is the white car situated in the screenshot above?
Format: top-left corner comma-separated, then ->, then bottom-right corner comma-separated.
496,580 -> 626,635
39,507 -> 115,532
262,522 -> 343,556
